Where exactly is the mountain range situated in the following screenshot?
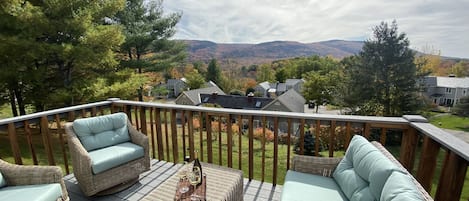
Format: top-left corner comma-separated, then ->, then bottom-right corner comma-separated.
182,39 -> 365,67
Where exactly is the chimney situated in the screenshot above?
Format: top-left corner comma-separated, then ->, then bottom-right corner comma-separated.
211,91 -> 218,99
247,92 -> 254,102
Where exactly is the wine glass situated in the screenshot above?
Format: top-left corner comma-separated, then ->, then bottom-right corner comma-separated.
178,162 -> 189,194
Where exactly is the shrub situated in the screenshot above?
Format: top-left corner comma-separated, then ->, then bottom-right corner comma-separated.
253,127 -> 274,142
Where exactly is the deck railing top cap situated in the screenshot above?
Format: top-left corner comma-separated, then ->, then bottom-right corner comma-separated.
403,115 -> 428,123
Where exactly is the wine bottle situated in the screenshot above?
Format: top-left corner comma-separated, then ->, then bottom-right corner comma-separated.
192,150 -> 202,185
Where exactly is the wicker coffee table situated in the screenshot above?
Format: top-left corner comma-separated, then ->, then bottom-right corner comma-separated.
142,163 -> 244,201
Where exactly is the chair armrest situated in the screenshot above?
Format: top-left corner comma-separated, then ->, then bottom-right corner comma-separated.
127,121 -> 149,150
0,159 -> 69,200
0,159 -> 62,185
291,155 -> 342,177
127,121 -> 151,171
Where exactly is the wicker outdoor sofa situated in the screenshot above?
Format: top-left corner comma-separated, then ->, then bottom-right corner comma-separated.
0,159 -> 69,201
281,135 -> 433,201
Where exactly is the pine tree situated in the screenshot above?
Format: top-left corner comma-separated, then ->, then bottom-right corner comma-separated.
346,21 -> 421,116
206,59 -> 221,85
114,0 -> 186,101
0,0 -> 126,113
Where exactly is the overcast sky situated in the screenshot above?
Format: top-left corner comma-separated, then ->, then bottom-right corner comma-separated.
162,0 -> 469,58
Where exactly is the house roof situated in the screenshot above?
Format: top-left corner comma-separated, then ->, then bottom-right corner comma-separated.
177,86 -> 225,105
265,89 -> 306,112
258,81 -> 271,90
427,76 -> 469,88
285,79 -> 303,86
275,83 -> 287,92
199,94 -> 274,110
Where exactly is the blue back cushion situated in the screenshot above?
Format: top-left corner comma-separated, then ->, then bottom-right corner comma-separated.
73,112 -> 130,151
0,170 -> 6,188
333,135 -> 399,200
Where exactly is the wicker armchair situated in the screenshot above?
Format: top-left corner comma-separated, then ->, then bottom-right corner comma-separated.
65,113 -> 150,196
0,159 -> 69,201
290,141 -> 433,201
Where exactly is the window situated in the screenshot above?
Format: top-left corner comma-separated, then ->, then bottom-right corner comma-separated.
202,97 -> 209,103
255,101 -> 262,108
446,88 -> 452,93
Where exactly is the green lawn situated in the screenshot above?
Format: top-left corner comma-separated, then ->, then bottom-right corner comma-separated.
429,114 -> 469,132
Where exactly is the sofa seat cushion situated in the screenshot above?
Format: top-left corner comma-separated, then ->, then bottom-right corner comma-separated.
73,112 -> 130,151
282,170 -> 348,201
0,183 -> 62,201
380,171 -> 423,201
0,171 -> 6,188
89,142 -> 144,174
333,135 -> 399,200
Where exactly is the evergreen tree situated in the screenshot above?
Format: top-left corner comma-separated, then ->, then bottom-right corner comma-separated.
346,21 -> 421,116
114,0 -> 186,101
0,0 -> 126,113
206,59 -> 222,85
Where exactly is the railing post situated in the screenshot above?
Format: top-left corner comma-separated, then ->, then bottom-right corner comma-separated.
315,120 -> 320,156
149,107 -> 156,159
226,114 -> 233,168
345,122 -> 352,150
40,116 -> 55,165
329,120 -> 336,157
273,117 -> 279,186
188,111 -> 195,161
155,108 -> 164,160
286,119 -> 292,170
400,127 -> 419,172
416,135 -> 439,192
248,115 -> 254,181
55,114 -> 69,174
299,119 -> 305,155
237,115 -> 242,170
206,113 -> 213,163
401,115 -> 429,172
140,107 -> 147,135
170,109 -> 178,163
23,120 -> 38,165
7,123 -> 22,165
435,151 -> 468,201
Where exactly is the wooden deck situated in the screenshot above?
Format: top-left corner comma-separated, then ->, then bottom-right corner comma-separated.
64,160 -> 282,201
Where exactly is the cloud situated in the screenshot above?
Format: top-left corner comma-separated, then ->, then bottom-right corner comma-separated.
163,0 -> 469,58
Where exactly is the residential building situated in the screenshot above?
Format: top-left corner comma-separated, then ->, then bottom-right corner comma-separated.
424,76 -> 469,106
174,86 -> 225,105
254,79 -> 304,97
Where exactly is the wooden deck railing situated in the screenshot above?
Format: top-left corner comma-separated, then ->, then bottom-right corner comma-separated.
0,98 -> 467,201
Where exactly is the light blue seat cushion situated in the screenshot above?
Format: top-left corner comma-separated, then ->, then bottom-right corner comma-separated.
333,135 -> 399,201
89,142 -> 144,174
281,170 -> 347,201
73,112 -> 130,151
0,183 -> 62,201
380,171 -> 423,201
0,171 -> 6,188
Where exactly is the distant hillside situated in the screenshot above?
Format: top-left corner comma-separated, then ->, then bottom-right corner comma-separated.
181,40 -> 364,67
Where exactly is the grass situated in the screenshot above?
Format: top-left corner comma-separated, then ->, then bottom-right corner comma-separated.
429,114 -> 469,132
